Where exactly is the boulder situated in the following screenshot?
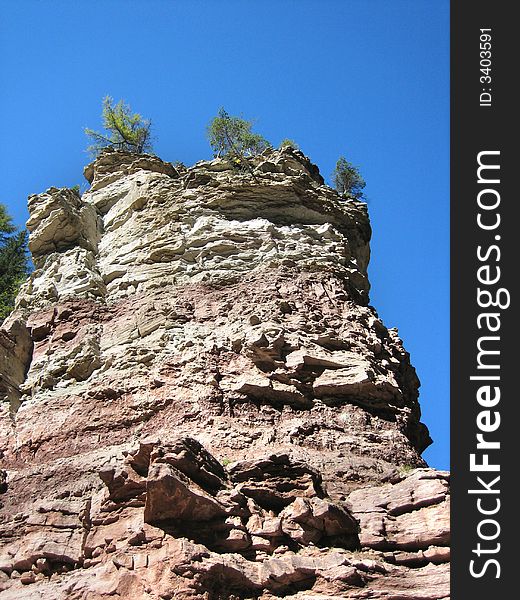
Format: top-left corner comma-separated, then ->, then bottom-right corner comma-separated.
144,463 -> 226,523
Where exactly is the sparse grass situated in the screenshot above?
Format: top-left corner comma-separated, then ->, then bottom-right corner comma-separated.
398,464 -> 416,475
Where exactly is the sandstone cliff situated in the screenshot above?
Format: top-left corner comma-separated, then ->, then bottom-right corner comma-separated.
0,147 -> 449,599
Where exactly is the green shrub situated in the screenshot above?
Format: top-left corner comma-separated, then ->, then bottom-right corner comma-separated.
398,464 -> 416,476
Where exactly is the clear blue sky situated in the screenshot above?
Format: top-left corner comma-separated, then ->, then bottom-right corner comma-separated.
0,0 -> 449,470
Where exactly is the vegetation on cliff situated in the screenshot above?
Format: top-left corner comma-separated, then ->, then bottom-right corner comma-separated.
85,96 -> 153,157
84,97 -> 366,202
206,107 -> 271,162
279,138 -> 300,150
0,203 -> 28,320
1,102 -> 368,324
333,156 -> 366,200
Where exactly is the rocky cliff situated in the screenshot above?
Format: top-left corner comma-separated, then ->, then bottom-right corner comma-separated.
0,147 -> 449,599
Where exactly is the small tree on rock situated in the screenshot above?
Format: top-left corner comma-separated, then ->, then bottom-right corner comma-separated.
85,96 -> 153,156
0,204 -> 29,321
279,138 -> 299,150
207,108 -> 271,161
333,156 -> 366,200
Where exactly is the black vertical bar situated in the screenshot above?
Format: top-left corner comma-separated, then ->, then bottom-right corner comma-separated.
451,2 -> 515,598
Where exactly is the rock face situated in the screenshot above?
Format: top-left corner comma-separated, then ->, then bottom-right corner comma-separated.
0,147 -> 449,599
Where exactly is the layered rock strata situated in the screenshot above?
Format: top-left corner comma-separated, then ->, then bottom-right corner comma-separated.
0,147 -> 449,599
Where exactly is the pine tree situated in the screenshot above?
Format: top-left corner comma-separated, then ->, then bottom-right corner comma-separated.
0,204 -> 29,321
207,108 -> 271,160
332,156 -> 366,200
85,96 -> 153,156
279,138 -> 299,150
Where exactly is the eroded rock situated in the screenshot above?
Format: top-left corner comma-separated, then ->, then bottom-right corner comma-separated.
0,149 -> 448,599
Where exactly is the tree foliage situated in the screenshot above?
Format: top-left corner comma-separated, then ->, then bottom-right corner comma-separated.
207,108 -> 271,161
280,138 -> 299,150
332,156 -> 366,200
85,96 -> 153,156
0,204 -> 29,321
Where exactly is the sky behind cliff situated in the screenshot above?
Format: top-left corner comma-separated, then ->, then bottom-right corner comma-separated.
0,0 -> 449,469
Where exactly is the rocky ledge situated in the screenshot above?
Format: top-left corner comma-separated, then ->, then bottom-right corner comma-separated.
0,148 -> 448,599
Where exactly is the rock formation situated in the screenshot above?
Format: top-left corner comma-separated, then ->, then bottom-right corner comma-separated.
0,147 -> 449,599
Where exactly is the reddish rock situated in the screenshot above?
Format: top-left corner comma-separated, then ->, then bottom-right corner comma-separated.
144,463 -> 226,523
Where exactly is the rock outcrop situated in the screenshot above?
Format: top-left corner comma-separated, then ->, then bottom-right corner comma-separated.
0,147 -> 448,599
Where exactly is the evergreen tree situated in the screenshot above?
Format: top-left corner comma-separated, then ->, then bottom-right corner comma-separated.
207,108 -> 271,160
279,138 -> 299,150
0,204 -> 29,321
332,156 -> 366,200
85,96 -> 153,156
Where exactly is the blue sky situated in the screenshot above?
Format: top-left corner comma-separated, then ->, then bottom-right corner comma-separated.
1,0 -> 449,469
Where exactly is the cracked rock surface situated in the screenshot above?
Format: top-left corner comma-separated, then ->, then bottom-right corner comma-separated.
0,148 -> 448,599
